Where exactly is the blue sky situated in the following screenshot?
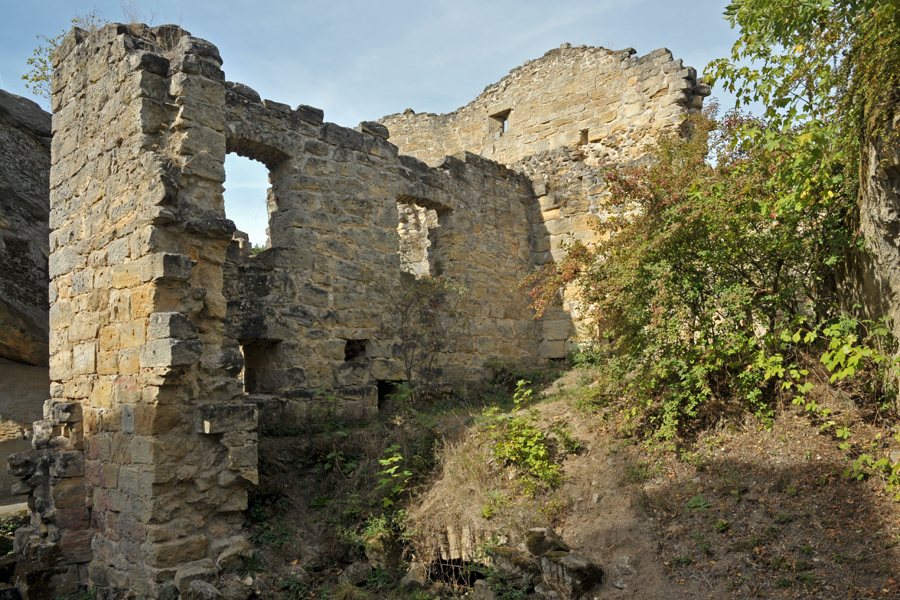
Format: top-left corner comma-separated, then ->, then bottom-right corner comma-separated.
1,0 -> 745,245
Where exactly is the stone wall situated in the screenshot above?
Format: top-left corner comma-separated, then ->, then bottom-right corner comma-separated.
219,86 -> 539,424
380,43 -> 709,168
0,90 -> 51,366
512,145 -> 644,355
380,44 -> 706,358
11,25 -> 259,598
9,23 -> 542,598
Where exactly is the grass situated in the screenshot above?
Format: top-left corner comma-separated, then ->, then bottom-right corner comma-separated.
624,461 -> 653,484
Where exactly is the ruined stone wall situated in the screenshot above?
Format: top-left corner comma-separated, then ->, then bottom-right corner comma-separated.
380,44 -> 708,168
0,90 -> 51,366
510,145 -> 642,356
380,44 -> 706,358
9,23 -> 542,597
219,85 -> 538,426
11,25 -> 258,598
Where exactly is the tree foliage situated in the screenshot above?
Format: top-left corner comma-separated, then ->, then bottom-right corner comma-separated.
520,0 -> 900,442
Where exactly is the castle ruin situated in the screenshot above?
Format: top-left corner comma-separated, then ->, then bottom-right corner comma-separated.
2,23 -> 707,598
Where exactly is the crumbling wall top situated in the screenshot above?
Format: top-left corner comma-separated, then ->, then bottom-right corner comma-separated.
380,42 -> 710,167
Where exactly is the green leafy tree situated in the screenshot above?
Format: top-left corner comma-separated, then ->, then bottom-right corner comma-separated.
707,0 -> 900,214
523,106 -> 847,439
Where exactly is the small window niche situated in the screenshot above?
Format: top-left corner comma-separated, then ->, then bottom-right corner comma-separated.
344,339 -> 367,362
489,109 -> 511,137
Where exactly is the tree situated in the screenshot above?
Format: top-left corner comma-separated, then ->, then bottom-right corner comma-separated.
519,0 -> 900,441
375,273 -> 469,405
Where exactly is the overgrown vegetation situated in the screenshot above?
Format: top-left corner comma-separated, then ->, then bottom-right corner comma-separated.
22,9 -> 107,100
520,0 -> 900,452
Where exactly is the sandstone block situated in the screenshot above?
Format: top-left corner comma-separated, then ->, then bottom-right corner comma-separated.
145,535 -> 210,569
538,551 -> 603,597
149,312 -> 198,339
51,477 -> 86,509
182,580 -> 223,600
141,253 -> 195,282
525,528 -> 570,556
139,338 -> 203,367
175,558 -> 219,593
198,404 -> 258,434
51,451 -> 85,478
489,546 -> 541,588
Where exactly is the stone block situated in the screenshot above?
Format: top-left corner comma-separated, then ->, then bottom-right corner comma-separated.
538,551 -> 603,597
198,404 -> 258,434
51,477 -> 86,509
226,445 -> 257,470
139,338 -> 203,367
141,253 -> 195,282
355,121 -> 390,140
72,342 -> 97,375
51,451 -> 85,478
525,528 -> 571,556
182,580 -> 222,600
149,312 -> 198,339
7,450 -> 47,478
49,402 -> 82,423
174,558 -> 218,592
542,320 -> 572,341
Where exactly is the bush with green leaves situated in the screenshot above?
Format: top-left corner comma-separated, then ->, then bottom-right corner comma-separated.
483,380 -> 561,487
520,0 -> 900,444
522,106 -> 849,441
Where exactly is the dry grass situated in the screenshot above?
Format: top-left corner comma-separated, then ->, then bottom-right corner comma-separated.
406,415 -> 569,563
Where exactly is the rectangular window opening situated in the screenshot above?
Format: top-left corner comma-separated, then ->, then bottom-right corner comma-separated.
489,109 -> 511,137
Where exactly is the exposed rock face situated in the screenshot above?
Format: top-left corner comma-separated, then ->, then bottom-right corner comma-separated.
839,118 -> 900,345
0,90 -> 50,366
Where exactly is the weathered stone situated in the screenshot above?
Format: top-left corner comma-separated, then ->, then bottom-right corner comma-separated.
356,121 -> 390,140
337,560 -> 372,585
0,90 -> 50,366
525,528 -> 570,557
175,558 -> 219,592
538,552 -> 603,598
473,579 -> 498,600
148,312 -> 198,339
182,580 -> 223,600
139,338 -> 203,367
198,404 -> 258,434
364,530 -> 403,572
490,546 -> 541,588
400,562 -> 428,589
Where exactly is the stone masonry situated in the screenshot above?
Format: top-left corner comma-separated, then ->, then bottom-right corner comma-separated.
0,90 -> 51,366
380,43 -> 709,168
5,24 -> 704,598
381,43 -> 708,353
